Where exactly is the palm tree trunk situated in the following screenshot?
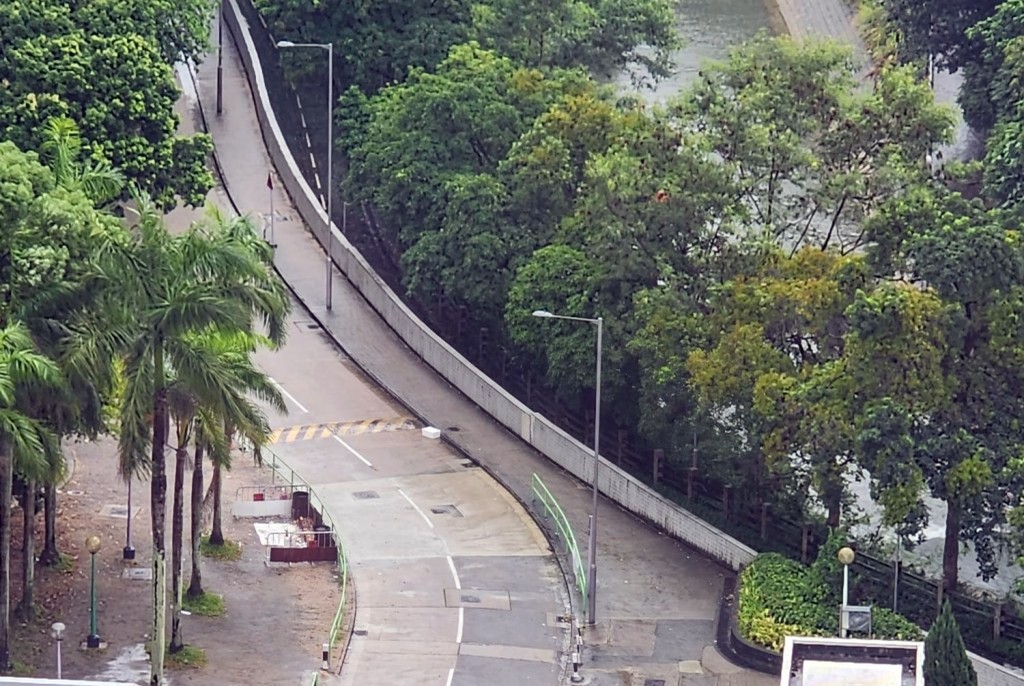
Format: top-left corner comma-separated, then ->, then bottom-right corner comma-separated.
169,446 -> 187,653
0,438 -> 13,671
16,480 -> 35,621
150,338 -> 168,686
187,443 -> 205,598
40,483 -> 59,566
209,462 -> 224,546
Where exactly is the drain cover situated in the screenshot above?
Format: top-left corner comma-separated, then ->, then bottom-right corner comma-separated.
352,491 -> 380,500
643,681 -> 666,686
353,629 -> 367,636
122,568 -> 153,581
430,504 -> 462,517
460,595 -> 481,604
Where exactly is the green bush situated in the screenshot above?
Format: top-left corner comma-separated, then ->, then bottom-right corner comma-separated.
738,547 -> 924,651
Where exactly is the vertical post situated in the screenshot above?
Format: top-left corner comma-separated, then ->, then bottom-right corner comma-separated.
87,551 -> 100,648
216,0 -> 224,115
801,524 -> 810,565
56,637 -> 61,679
994,602 -> 1003,641
586,317 -> 602,626
124,478 -> 135,560
760,503 -> 770,540
841,563 -> 850,638
325,43 -> 334,311
893,536 -> 901,613
652,449 -> 663,486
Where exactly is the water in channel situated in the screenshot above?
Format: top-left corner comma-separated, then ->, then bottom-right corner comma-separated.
612,0 -> 780,102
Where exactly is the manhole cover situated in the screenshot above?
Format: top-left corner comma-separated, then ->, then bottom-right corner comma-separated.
643,681 -> 666,686
99,504 -> 140,519
121,568 -> 152,581
353,629 -> 367,636
460,595 -> 481,604
430,504 -> 463,517
352,491 -> 380,500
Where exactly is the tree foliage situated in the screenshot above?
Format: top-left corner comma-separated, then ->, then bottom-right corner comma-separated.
924,600 -> 978,686
0,0 -> 214,209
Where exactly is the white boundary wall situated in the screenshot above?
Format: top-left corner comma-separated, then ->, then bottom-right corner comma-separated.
222,2 -> 1024,681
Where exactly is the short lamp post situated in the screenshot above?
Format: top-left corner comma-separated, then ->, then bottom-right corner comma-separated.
838,546 -> 855,638
532,309 -> 603,626
85,535 -> 102,649
50,622 -> 65,678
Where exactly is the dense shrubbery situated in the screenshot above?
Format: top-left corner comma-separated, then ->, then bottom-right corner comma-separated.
738,549 -> 923,651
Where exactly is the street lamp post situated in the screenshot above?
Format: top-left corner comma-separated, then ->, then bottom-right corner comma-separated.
85,535 -> 102,648
276,39 -> 334,310
532,309 -> 603,625
50,622 -> 64,678
838,546 -> 855,638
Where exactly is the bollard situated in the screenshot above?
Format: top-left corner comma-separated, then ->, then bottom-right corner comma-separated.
322,642 -> 329,670
570,650 -> 583,682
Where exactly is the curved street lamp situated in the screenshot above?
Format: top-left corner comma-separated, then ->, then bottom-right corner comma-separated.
85,535 -> 103,649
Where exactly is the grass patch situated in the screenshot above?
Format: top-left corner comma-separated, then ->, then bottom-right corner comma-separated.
165,645 -> 207,669
183,591 -> 225,617
53,553 -> 75,574
9,661 -> 33,676
199,535 -> 241,561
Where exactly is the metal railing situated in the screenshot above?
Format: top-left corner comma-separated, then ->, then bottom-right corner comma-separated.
262,446 -> 350,671
235,483 -> 297,501
531,473 -> 587,622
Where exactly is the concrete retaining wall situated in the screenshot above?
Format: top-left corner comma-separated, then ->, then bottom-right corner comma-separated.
221,1 -> 1024,680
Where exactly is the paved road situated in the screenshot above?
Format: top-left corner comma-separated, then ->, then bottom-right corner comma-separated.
251,303 -> 568,686
188,14 -> 776,686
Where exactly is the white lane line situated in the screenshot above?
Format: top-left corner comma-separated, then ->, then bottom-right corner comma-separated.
397,488 -> 434,528
309,153 -> 318,170
304,131 -> 312,148
446,555 -> 461,589
300,112 -> 307,128
268,378 -> 309,413
445,668 -> 455,686
456,606 -> 464,644
332,434 -> 372,467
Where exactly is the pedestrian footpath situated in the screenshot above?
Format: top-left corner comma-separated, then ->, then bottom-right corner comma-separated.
188,17 -> 775,686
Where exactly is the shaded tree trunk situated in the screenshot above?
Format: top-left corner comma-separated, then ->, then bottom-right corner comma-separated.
39,483 -> 59,566
16,480 -> 35,621
209,463 -> 224,546
187,443 -> 204,598
943,500 -> 960,592
0,438 -> 13,671
150,339 -> 168,686
169,446 -> 187,653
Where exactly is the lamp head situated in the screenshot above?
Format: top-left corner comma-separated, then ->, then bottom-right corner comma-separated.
50,622 -> 65,640
532,310 -> 554,318
276,40 -> 296,48
837,546 -> 855,566
86,535 -> 102,555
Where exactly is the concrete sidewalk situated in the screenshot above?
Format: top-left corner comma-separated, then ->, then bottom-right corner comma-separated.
189,22 -> 774,686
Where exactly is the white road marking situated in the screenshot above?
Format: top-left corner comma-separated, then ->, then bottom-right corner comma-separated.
332,434 -> 372,467
445,668 -> 455,686
304,132 -> 312,148
397,488 -> 433,528
446,555 -> 461,589
456,606 -> 464,644
269,378 -> 309,413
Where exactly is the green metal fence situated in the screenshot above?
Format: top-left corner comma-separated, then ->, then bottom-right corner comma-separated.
531,473 -> 587,622
263,446 -> 349,676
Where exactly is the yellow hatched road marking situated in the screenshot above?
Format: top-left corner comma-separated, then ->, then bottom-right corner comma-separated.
268,416 -> 418,444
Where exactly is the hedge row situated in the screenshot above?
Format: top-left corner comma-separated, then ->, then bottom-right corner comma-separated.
738,551 -> 923,651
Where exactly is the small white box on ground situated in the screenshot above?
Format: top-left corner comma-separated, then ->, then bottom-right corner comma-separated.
422,426 -> 441,440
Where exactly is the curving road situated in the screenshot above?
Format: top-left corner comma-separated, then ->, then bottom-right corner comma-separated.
251,303 -> 569,686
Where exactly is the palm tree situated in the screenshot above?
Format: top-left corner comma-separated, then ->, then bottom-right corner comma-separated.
40,117 -> 125,207
0,322 -> 62,671
186,330 -> 284,600
165,329 -> 284,649
112,196 -> 287,685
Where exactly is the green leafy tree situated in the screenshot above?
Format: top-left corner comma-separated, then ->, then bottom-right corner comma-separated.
678,35 -> 953,252
0,7 -> 213,208
883,0 -> 1000,71
924,600 -> 977,686
69,0 -> 216,65
959,0 -> 1024,132
865,186 -> 1024,590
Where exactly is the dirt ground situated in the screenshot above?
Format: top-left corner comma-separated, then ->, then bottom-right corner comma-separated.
7,436 -> 342,684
